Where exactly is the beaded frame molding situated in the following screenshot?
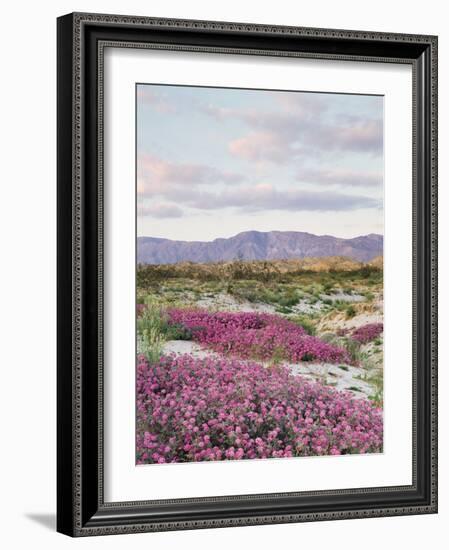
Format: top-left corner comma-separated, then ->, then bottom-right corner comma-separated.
57,12 -> 438,537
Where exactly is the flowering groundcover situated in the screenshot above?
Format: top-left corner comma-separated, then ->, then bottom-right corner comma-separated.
351,323 -> 384,344
136,354 -> 383,464
166,309 -> 351,364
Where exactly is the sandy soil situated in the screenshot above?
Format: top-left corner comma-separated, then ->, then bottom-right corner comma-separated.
196,292 -> 276,313
173,290 -> 368,316
162,339 -> 221,359
319,292 -> 366,303
317,297 -> 383,334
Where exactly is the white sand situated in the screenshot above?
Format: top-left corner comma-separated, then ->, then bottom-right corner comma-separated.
196,292 -> 275,313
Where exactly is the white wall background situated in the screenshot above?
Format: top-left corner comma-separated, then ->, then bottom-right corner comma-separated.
0,1 -> 446,548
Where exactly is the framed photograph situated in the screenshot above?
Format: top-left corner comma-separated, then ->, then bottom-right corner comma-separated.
57,12 -> 438,536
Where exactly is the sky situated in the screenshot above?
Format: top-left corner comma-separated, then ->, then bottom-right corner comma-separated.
137,84 -> 383,241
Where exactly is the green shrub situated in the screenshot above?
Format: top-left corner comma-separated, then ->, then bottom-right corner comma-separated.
278,294 -> 299,307
137,299 -> 166,362
164,323 -> 192,341
346,305 -> 356,319
343,337 -> 362,363
333,300 -> 347,311
275,305 -> 293,314
319,332 -> 340,346
323,282 -> 334,293
288,315 -> 317,336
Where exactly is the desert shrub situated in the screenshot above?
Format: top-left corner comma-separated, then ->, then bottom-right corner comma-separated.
332,300 -> 347,312
370,390 -> 383,408
345,305 -> 357,319
228,285 -> 261,303
342,337 -> 362,364
137,300 -> 166,362
136,354 -> 383,464
287,315 -> 317,336
164,323 -> 192,341
278,294 -> 299,307
137,302 -> 193,360
360,265 -> 377,278
319,332 -> 340,345
322,281 -> 334,293
275,306 -> 293,314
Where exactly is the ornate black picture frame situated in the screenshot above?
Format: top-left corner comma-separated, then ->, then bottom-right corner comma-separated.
57,12 -> 438,537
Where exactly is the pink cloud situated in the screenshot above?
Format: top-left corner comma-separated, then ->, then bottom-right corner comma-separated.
137,154 -> 244,196
227,116 -> 382,163
228,132 -> 293,163
205,95 -> 382,164
336,120 -> 383,153
275,92 -> 326,116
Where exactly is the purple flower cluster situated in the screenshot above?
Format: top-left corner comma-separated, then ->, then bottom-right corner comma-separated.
136,354 -> 383,464
351,323 -> 384,344
167,309 -> 350,364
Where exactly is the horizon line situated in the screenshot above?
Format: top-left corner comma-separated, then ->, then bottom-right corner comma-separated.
137,229 -> 384,244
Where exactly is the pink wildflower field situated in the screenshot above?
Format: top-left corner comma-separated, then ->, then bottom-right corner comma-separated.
166,308 -> 351,364
136,305 -> 384,465
136,353 -> 383,464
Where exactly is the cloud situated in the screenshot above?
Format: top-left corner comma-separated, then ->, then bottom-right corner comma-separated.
137,87 -> 177,113
275,92 -> 327,116
137,154 -> 245,196
332,119 -> 383,153
228,132 -> 295,163
296,167 -> 383,187
204,92 -> 326,122
173,183 -> 380,213
204,94 -> 382,163
138,202 -> 184,218
137,149 -> 381,213
202,105 -> 241,120
227,118 -> 382,163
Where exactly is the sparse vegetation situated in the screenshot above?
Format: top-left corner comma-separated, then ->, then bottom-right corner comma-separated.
137,299 -> 166,362
137,256 -> 382,286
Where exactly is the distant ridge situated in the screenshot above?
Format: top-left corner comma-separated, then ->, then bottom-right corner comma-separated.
137,230 -> 383,264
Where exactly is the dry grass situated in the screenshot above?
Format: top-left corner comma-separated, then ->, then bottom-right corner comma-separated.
137,256 -> 383,285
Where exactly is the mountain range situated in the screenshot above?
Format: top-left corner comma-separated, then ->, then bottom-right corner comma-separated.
137,231 -> 383,265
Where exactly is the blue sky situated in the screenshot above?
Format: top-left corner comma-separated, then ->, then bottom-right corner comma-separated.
137,84 -> 383,241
